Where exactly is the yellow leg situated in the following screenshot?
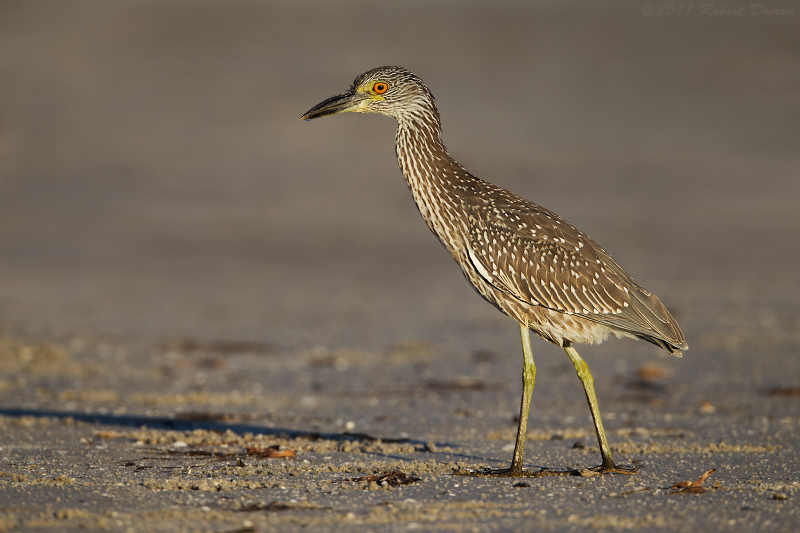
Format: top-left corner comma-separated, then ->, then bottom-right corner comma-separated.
563,342 -> 638,475
453,330 -> 637,477
455,324 -> 573,477
508,323 -> 536,472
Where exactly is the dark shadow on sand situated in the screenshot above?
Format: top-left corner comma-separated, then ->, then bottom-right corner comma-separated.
0,407 -> 461,449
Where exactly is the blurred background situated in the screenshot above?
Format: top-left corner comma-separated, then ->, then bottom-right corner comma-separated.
0,0 -> 798,361
1,6 -> 798,529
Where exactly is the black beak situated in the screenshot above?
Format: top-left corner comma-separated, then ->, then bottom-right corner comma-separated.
301,88 -> 370,121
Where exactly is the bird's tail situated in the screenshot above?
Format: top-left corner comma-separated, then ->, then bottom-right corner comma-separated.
627,289 -> 687,356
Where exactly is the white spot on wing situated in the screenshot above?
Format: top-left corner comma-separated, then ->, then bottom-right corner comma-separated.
467,247 -> 493,283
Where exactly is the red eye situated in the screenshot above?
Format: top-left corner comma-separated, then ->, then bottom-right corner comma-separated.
373,82 -> 388,94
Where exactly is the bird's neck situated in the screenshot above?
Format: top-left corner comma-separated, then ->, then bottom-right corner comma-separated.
394,112 -> 473,252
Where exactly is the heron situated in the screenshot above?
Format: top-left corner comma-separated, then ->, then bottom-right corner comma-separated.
301,66 -> 686,476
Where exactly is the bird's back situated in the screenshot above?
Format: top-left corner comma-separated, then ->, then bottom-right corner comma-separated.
456,177 -> 686,354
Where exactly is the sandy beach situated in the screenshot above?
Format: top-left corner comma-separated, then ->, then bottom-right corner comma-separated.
1,1 -> 798,531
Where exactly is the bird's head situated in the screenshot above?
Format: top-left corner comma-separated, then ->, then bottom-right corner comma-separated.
301,66 -> 437,122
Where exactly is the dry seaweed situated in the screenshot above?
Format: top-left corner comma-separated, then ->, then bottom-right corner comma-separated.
670,468 -> 717,494
345,470 -> 421,487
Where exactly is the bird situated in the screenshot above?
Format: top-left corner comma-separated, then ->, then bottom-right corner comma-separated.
301,66 -> 687,477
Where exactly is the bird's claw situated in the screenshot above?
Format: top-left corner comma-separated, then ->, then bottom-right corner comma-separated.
578,462 -> 640,477
453,462 -> 639,478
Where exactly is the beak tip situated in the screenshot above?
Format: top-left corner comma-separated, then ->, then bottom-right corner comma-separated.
301,89 -> 364,123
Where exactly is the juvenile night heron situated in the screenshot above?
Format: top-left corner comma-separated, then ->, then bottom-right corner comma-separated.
301,66 -> 687,476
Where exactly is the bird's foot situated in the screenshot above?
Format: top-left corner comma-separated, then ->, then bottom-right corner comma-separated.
453,461 -> 639,478
452,466 -> 578,478
578,462 -> 640,477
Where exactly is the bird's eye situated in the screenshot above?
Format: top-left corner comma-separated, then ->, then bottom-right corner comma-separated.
373,82 -> 389,94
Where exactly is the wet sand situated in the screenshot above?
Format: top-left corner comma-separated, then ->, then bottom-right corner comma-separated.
0,1 -> 798,531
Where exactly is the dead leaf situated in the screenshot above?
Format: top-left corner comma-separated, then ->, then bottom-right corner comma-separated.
346,470 -> 420,487
246,446 -> 296,458
670,468 -> 716,494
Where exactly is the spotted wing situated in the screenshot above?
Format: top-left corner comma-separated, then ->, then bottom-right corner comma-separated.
464,195 -> 686,352
466,209 -> 631,317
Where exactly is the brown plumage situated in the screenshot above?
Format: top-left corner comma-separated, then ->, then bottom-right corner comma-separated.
302,66 -> 687,476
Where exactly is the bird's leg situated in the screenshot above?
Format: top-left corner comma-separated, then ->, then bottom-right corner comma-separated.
563,342 -> 638,475
505,323 -> 537,473
454,324 -> 573,477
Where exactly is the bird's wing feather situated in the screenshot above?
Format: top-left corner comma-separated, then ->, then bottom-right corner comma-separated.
463,189 -> 685,349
